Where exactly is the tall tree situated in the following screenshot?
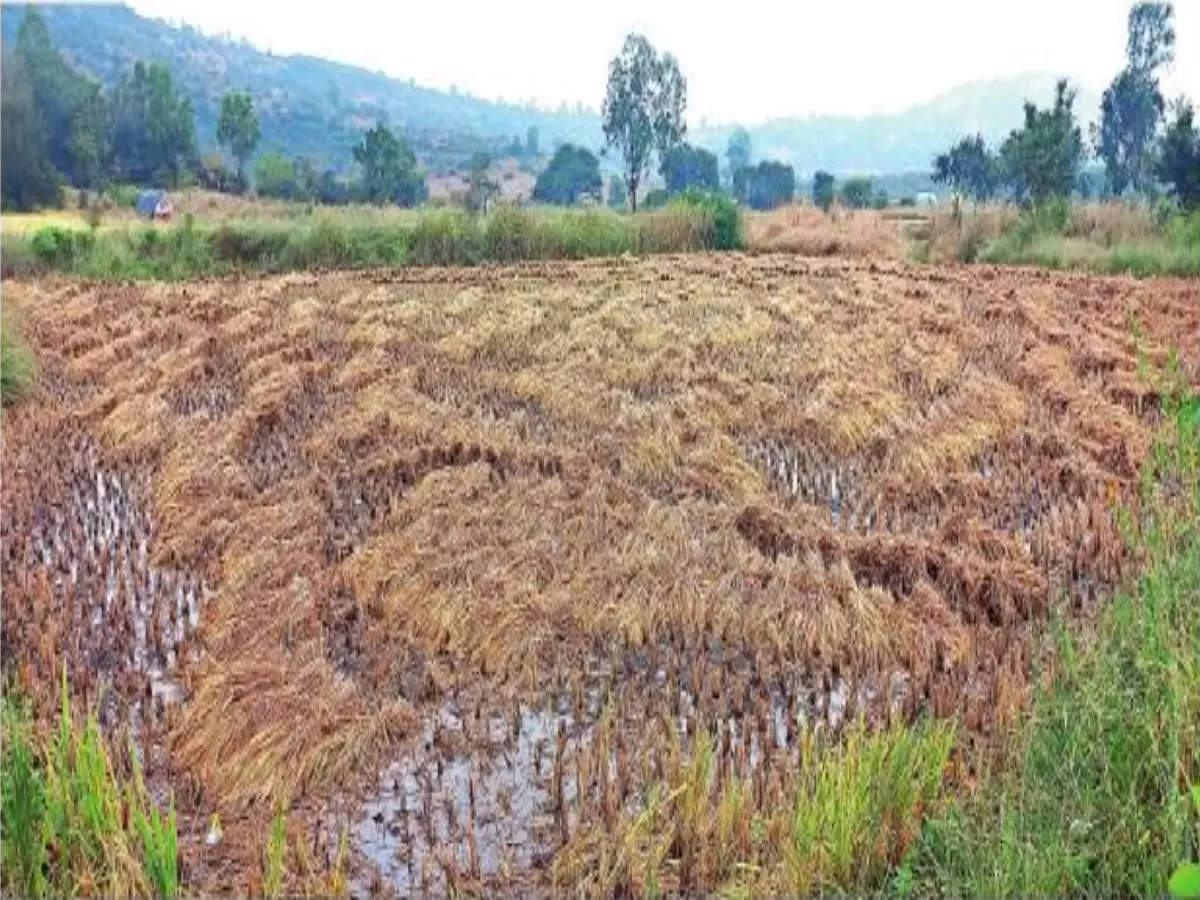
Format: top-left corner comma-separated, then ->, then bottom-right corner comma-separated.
110,62 -> 198,186
1126,1 -> 1175,72
1094,2 -> 1174,195
13,6 -> 101,183
726,127 -> 751,177
532,144 -> 602,205
999,80 -> 1084,204
352,122 -> 425,206
217,91 -> 260,188
733,160 -> 794,210
0,50 -> 61,209
660,143 -> 719,194
812,170 -> 835,212
602,33 -> 687,212
1156,98 -> 1200,209
67,85 -> 109,188
840,176 -> 875,209
931,134 -> 998,202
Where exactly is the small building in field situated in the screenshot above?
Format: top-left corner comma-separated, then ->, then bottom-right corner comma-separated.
135,190 -> 173,220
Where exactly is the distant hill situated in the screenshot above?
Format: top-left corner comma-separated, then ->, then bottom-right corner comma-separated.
1,4 -> 1101,179
0,3 -> 603,172
693,75 -> 1103,177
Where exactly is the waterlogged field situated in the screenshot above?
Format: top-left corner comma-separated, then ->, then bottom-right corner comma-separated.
2,254 -> 1197,894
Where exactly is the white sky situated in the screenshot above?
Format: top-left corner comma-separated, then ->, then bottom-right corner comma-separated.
128,0 -> 1199,125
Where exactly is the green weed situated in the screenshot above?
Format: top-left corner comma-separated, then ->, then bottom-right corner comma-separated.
263,796 -> 289,898
900,372 -> 1200,898
0,670 -> 180,898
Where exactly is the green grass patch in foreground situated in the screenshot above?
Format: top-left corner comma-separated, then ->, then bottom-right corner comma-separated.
1,313 -> 36,405
552,716 -> 955,897
898,372 -> 1200,898
1,670 -> 178,898
1,194 -> 743,280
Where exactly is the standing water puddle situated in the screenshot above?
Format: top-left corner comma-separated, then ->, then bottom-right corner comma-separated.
15,436 -> 212,746
345,648 -> 912,895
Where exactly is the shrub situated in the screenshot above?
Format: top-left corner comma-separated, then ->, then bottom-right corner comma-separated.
103,183 -> 141,208
211,223 -> 291,267
29,226 -> 94,268
673,189 -> 744,250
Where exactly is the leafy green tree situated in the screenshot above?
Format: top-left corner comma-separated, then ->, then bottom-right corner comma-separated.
67,86 -> 109,188
660,143 -> 719,194
1126,1 -> 1175,72
532,144 -> 602,205
10,5 -> 112,191
872,188 -> 889,210
1156,98 -> 1200,209
733,160 -> 794,210
254,151 -> 295,198
608,174 -> 627,209
0,50 -> 61,209
1095,71 -> 1163,196
216,91 -> 260,188
931,134 -> 998,202
602,33 -> 687,212
1094,2 -> 1174,195
110,62 -> 198,186
812,170 -> 835,212
999,79 -> 1084,204
12,6 -> 96,181
726,127 -> 751,177
840,176 -> 874,209
352,121 -> 425,206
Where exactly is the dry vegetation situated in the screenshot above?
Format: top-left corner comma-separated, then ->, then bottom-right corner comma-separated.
2,253 -> 1197,894
745,204 -> 907,258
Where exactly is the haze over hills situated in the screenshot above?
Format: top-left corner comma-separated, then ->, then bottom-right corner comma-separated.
1,3 -> 1101,177
695,75 -> 1102,177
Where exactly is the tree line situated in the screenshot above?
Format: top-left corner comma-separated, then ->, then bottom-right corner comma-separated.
0,6 -> 431,210
931,2 -> 1197,210
6,3 -> 1195,217
2,7 -> 197,208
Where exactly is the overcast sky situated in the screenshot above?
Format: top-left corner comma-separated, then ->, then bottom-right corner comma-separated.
128,0 -> 1199,125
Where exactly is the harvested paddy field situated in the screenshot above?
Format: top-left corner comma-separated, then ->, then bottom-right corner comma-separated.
2,253 -> 1197,894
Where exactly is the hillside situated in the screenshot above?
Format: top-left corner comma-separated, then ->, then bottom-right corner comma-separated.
2,3 -> 1100,178
0,3 -> 602,171
693,74 -> 1102,176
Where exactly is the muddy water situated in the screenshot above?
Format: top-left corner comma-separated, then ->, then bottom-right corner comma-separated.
15,436 -> 211,744
348,650 -> 910,895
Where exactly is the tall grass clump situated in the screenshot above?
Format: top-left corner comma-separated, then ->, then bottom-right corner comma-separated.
900,366 -> 1200,898
1,312 -> 36,405
554,717 -> 953,897
262,798 -> 289,898
0,670 -> 179,898
1,199 -> 744,279
977,202 -> 1200,276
